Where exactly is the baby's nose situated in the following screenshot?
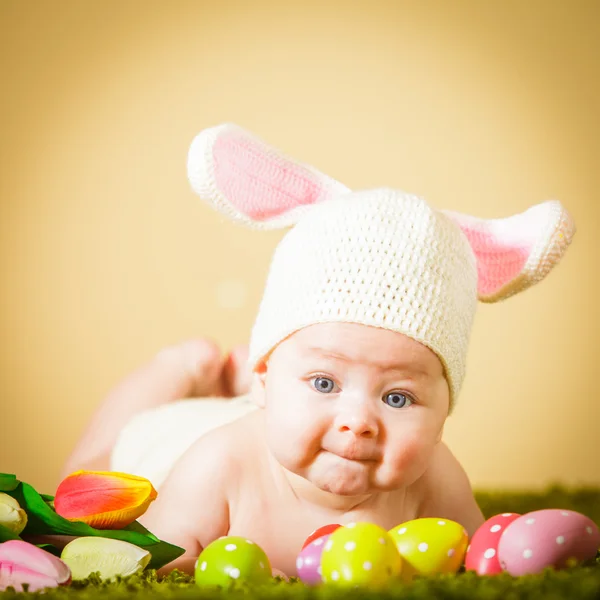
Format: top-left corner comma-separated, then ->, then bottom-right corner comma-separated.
335,407 -> 379,438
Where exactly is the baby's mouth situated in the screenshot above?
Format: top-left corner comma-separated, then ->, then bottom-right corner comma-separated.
324,448 -> 377,463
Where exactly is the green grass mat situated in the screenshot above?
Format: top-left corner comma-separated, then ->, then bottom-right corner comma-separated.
2,486 -> 599,599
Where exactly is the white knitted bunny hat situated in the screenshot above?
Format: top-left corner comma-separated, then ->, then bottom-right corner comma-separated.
187,123 -> 575,409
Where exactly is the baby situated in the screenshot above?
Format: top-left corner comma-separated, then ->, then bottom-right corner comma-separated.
61,123 -> 575,577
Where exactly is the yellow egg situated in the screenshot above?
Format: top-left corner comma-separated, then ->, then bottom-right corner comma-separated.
321,522 -> 402,587
388,518 -> 468,581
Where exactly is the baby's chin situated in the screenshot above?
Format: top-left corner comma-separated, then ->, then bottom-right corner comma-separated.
313,476 -> 371,497
305,452 -> 414,497
307,454 -> 380,496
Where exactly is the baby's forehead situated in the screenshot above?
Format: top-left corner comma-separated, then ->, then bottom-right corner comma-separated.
285,322 -> 443,376
292,322 -> 423,350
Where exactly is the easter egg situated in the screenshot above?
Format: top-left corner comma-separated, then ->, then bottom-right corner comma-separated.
389,518 -> 468,581
465,513 -> 521,575
497,509 -> 600,576
195,536 -> 272,587
296,534 -> 330,585
321,522 -> 402,587
302,524 -> 341,549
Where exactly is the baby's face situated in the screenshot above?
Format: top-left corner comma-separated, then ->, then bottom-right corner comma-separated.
255,322 -> 450,497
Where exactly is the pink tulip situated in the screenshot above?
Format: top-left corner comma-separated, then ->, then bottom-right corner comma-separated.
0,540 -> 71,592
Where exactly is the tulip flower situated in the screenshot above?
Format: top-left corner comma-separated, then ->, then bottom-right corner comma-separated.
61,537 -> 151,580
54,471 -> 157,529
0,492 -> 28,535
0,540 -> 71,592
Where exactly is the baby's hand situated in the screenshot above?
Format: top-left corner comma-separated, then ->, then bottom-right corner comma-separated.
271,568 -> 289,581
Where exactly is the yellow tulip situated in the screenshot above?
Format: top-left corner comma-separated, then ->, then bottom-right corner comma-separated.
0,492 -> 28,535
61,537 -> 150,580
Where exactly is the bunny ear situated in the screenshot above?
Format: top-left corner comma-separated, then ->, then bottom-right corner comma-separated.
186,123 -> 351,229
443,200 -> 575,303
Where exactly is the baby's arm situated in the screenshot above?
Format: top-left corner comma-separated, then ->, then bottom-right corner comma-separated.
416,442 -> 485,537
138,427 -> 235,575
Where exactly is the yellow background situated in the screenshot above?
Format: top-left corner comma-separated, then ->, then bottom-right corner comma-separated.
1,1 -> 598,495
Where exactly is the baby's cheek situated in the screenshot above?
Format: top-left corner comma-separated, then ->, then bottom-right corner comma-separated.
381,434 -> 433,487
264,406 -> 320,469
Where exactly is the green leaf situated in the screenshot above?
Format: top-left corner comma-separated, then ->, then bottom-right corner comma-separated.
134,538 -> 184,571
0,473 -> 19,492
0,522 -> 22,542
36,543 -> 61,557
4,482 -> 184,570
121,519 -> 160,543
38,493 -> 56,510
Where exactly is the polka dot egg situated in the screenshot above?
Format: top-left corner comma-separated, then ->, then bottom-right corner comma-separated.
389,518 -> 468,581
497,509 -> 600,576
296,533 -> 331,585
465,513 -> 521,575
320,522 -> 402,587
301,524 -> 342,550
194,536 -> 272,587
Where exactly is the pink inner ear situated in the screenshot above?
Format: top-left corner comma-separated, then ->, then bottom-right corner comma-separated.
213,131 -> 330,221
455,221 -> 534,297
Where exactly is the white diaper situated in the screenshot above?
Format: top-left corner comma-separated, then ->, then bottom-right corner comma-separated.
110,395 -> 259,489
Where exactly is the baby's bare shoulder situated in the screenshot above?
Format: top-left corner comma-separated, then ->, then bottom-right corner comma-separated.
414,442 -> 484,536
183,408 -> 262,475
140,410 -> 262,552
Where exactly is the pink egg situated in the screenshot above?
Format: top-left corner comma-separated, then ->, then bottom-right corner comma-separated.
465,513 -> 521,575
296,534 -> 330,585
497,509 -> 600,576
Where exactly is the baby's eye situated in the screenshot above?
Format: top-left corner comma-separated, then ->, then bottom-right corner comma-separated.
384,392 -> 413,409
311,376 -> 337,394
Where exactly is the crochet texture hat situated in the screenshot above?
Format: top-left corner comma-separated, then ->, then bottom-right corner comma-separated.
187,123 -> 575,409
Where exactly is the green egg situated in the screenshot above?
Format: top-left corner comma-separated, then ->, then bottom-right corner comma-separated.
320,522 -> 402,587
194,536 -> 272,587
